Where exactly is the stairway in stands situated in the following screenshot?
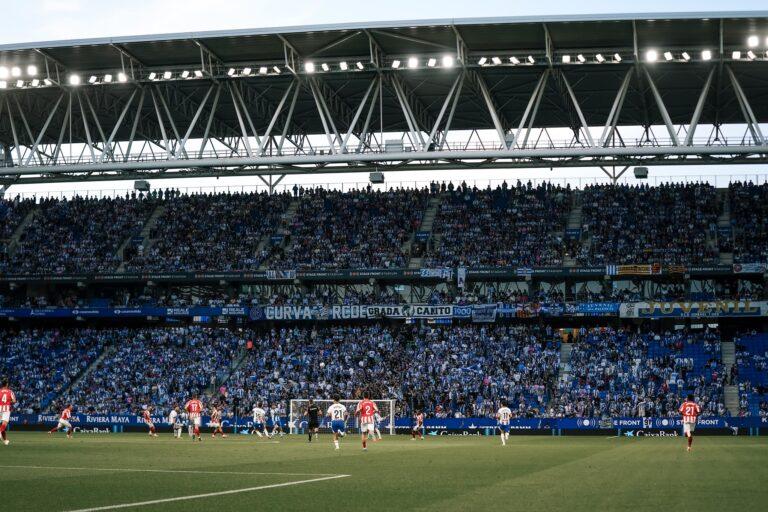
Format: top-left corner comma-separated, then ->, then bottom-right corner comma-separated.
557,342 -> 574,387
45,345 -> 116,412
259,197 -> 300,270
3,205 -> 40,257
720,340 -> 739,415
406,194 -> 442,270
116,204 -> 167,272
716,188 -> 733,265
562,191 -> 583,268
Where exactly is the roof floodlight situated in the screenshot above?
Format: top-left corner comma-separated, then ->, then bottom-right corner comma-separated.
747,35 -> 759,48
391,59 -> 401,69
194,70 -> 203,78
11,67 -> 21,77
43,78 -> 52,86
321,63 -> 329,71
259,66 -> 268,74
510,56 -> 520,64
681,52 -> 691,61
478,57 -> 487,65
181,70 -> 190,78
88,75 -> 98,83
595,53 -> 605,63
747,50 -> 756,60
561,55 -> 571,63
69,74 -> 81,86
427,58 -> 437,67
646,50 -> 658,62
27,65 -> 38,76
242,67 -> 252,76
104,74 -> 113,82
491,56 -> 501,65
273,66 -> 281,74
663,51 -> 674,61
117,72 -> 128,82
442,55 -> 454,67
356,61 -> 364,70
0,81 -> 6,89
0,67 -> 8,79
527,55 -> 535,64
148,72 -> 157,80
163,71 -> 172,79
31,78 -> 40,87
16,80 -> 24,88
339,61 -> 348,70
613,53 -> 622,62
732,51 -> 741,60
407,57 -> 418,68
304,62 -> 315,73
577,54 -> 586,63
701,50 -> 712,61
227,68 -> 236,76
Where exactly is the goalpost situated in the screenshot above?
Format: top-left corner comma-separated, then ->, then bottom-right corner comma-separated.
289,399 -> 397,436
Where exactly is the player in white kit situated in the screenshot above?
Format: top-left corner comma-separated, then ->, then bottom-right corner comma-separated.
327,398 -> 348,450
372,411 -> 384,441
496,401 -> 512,446
252,402 -> 269,438
168,406 -> 182,438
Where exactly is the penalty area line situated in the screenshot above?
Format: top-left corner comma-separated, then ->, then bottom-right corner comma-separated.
0,465 -> 339,477
60,474 -> 350,512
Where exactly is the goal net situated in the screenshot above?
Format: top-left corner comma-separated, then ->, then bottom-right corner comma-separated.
289,399 -> 396,435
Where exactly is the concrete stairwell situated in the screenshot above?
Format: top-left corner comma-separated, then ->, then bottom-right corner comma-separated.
562,192 -> 583,268
721,340 -> 739,415
407,194 -> 442,270
259,198 -> 300,270
116,204 -> 167,271
46,345 -> 116,412
558,342 -> 574,386
4,205 -> 40,255
716,188 -> 733,265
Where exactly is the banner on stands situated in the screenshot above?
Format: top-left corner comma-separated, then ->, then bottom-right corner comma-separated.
265,269 -> 296,280
733,263 -> 767,274
419,268 -> 453,279
606,264 -> 662,276
619,300 -> 767,318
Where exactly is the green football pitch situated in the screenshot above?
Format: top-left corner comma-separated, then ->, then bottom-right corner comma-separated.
1,432 -> 766,512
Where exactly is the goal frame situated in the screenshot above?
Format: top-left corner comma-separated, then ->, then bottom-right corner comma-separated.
289,399 -> 396,435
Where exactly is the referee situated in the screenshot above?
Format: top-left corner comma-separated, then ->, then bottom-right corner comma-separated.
305,399 -> 321,442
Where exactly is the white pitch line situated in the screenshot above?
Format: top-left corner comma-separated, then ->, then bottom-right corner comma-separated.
0,465 -> 338,477
60,474 -> 350,512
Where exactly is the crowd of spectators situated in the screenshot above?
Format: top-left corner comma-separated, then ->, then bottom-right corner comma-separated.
423,181 -> 572,267
578,183 -> 720,265
729,182 -> 768,263
735,332 -> 768,417
270,188 -> 429,270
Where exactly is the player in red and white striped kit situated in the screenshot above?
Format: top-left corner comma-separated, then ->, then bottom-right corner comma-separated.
0,379 -> 17,446
49,404 -> 74,438
355,394 -> 378,451
679,394 -> 702,452
185,394 -> 204,442
143,406 -> 158,437
210,405 -> 227,438
411,410 -> 424,440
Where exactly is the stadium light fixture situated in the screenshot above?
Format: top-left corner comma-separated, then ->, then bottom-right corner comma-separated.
577,54 -> 586,63
163,71 -> 172,79
356,61 -> 364,70
321,63 -> 329,71
491,56 -> 501,65
0,81 -> 6,89
227,68 -> 236,76
663,51 -> 674,61
0,67 -> 8,79
27,65 -> 37,76
732,51 -> 742,60
88,75 -> 98,84
510,56 -> 520,65
273,66 -> 281,74
194,70 -> 203,78
595,53 -> 605,63
31,78 -> 40,87
242,67 -> 252,76
117,72 -> 127,83
613,53 -> 622,62
408,57 -> 418,68
442,55 -> 454,67
391,59 -> 401,69
339,61 -> 348,71
646,50 -> 658,62
148,72 -> 157,80
16,80 -> 24,88
682,52 -> 691,61
747,35 -> 759,48
427,58 -> 437,67
43,78 -> 52,86
181,70 -> 190,78
478,57 -> 487,65
104,74 -> 113,83
68,74 -> 81,86
747,50 -> 756,60
11,66 -> 21,77
304,62 -> 315,73
259,66 -> 268,74
561,55 -> 571,63
701,50 -> 712,61
527,55 -> 535,64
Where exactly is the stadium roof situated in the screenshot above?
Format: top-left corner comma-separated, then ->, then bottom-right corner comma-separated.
0,12 -> 767,184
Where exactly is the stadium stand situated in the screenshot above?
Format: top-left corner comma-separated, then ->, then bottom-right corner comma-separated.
735,333 -> 768,417
729,182 -> 768,264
